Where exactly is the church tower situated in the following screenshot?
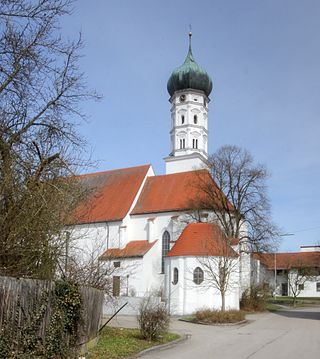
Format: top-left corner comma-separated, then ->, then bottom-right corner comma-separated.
165,33 -> 213,174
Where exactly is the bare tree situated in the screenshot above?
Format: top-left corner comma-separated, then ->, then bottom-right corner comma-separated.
194,226 -> 239,311
0,0 -> 98,278
287,265 -> 318,306
190,145 -> 280,252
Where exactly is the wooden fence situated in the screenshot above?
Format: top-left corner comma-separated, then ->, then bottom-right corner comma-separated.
0,276 -> 104,349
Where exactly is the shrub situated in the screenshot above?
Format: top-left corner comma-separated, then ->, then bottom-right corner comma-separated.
137,296 -> 169,341
240,285 -> 268,312
194,309 -> 245,324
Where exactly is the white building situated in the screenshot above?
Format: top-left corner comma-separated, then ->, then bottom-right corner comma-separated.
67,34 -> 251,315
252,246 -> 320,298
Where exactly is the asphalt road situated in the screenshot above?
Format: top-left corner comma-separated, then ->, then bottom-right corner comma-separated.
109,307 -> 320,359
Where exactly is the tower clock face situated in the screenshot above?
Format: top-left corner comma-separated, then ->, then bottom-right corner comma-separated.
179,94 -> 186,102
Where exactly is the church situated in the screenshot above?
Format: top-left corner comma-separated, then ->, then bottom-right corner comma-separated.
68,34 -> 253,315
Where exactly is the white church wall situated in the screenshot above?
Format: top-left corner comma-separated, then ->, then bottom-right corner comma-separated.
129,212 -> 190,244
105,241 -> 164,299
116,257 -> 144,297
66,221 -> 121,261
165,256 -> 240,315
165,155 -> 207,174
142,240 -> 164,294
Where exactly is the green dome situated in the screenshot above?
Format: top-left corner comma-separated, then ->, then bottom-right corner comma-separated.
167,38 -> 213,97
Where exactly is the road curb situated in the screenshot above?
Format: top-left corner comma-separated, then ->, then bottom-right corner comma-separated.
130,333 -> 191,358
179,318 -> 248,326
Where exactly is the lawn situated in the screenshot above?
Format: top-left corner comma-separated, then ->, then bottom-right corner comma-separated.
86,327 -> 180,359
267,296 -> 320,308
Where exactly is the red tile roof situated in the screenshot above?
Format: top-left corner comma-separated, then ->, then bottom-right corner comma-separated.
73,165 -> 150,223
100,240 -> 156,259
131,170 -> 231,215
253,252 -> 320,269
167,223 -> 238,257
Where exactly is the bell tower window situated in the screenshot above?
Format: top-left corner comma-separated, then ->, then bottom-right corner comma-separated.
194,115 -> 198,124
192,139 -> 198,149
179,138 -> 185,149
181,115 -> 185,124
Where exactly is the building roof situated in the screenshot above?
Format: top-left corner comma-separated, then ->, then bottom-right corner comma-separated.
167,35 -> 213,97
167,223 -> 238,257
131,170 -> 229,215
100,240 -> 156,259
253,252 -> 320,270
73,165 -> 150,223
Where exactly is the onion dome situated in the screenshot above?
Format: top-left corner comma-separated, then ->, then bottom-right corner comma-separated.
167,33 -> 213,97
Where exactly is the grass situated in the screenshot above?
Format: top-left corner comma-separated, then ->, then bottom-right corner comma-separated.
267,296 -> 320,308
86,327 -> 180,359
265,302 -> 284,311
192,309 -> 246,324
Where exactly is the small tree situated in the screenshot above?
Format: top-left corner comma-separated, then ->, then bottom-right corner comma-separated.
195,227 -> 239,312
137,295 -> 169,341
288,266 -> 317,306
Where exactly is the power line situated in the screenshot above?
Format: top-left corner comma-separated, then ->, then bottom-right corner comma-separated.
293,225 -> 320,233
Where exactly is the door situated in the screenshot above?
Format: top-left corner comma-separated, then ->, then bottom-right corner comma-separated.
281,283 -> 288,296
113,276 -> 120,297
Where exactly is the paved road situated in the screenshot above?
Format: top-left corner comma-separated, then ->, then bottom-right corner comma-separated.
108,307 -> 320,359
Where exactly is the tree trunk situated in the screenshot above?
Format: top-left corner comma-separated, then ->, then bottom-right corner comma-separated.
293,296 -> 297,307
221,292 -> 226,312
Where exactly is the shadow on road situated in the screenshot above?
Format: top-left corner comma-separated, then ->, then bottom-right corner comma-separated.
274,309 -> 320,321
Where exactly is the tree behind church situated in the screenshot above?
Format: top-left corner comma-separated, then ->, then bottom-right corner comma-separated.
0,0 -> 98,279
191,145 -> 280,252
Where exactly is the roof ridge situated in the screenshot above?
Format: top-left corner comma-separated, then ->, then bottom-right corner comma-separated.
148,169 -> 209,179
76,164 -> 151,178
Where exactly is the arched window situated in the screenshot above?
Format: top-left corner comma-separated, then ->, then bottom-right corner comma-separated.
181,115 -> 185,124
193,267 -> 204,284
194,115 -> 198,124
173,268 -> 178,285
161,231 -> 170,273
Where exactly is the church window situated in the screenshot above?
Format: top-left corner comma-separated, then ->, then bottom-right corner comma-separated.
181,115 -> 185,124
161,231 -> 170,273
173,267 -> 179,285
193,267 -> 204,284
180,138 -> 185,149
194,115 -> 198,124
192,139 -> 198,149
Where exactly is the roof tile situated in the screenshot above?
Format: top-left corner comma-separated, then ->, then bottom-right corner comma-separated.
73,165 -> 150,223
100,240 -> 156,259
167,223 -> 238,257
253,252 -> 320,269
131,170 -> 229,215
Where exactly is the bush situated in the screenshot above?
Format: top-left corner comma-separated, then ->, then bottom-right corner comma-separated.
137,297 -> 170,341
240,285 -> 268,312
194,309 -> 245,324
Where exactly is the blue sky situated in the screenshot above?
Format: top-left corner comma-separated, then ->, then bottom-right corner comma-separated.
61,0 -> 320,251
